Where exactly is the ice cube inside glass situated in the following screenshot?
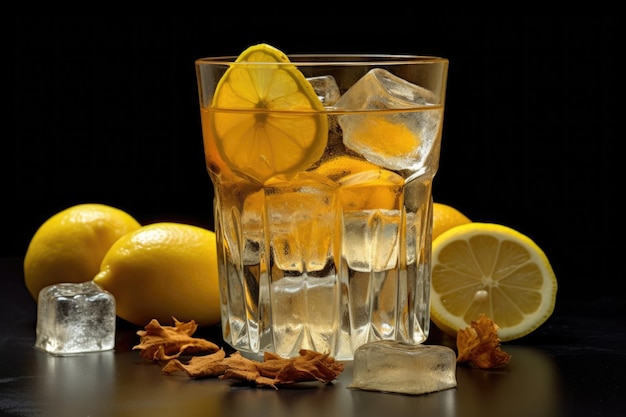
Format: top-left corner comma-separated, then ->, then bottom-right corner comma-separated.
35,281 -> 116,355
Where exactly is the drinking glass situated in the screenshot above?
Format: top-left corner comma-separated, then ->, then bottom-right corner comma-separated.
196,52 -> 448,360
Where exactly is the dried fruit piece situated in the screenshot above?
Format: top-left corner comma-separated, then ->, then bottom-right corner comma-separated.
162,349 -> 344,389
133,317 -> 219,360
221,350 -> 345,389
162,349 -> 228,378
456,314 -> 511,369
135,318 -> 344,388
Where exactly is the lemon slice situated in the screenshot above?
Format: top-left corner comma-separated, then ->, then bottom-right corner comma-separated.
430,222 -> 557,342
313,155 -> 380,182
337,168 -> 404,211
211,43 -> 328,183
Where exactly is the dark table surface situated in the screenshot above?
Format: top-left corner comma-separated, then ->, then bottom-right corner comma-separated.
1,257 -> 624,417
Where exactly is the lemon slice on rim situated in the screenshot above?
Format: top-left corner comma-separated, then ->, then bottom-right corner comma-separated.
430,222 -> 557,342
210,43 -> 328,183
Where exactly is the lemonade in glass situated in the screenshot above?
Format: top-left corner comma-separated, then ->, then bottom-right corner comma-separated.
196,44 -> 448,360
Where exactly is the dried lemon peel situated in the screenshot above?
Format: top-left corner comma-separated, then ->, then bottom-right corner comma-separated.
456,314 -> 512,369
133,317 -> 220,360
227,350 -> 343,388
165,350 -> 344,389
135,318 -> 344,388
162,349 -> 229,378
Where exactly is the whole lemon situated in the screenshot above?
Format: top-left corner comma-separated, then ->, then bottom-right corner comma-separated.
24,203 -> 142,301
432,202 -> 472,241
93,222 -> 221,327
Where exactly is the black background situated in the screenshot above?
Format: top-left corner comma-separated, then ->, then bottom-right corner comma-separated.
10,16 -> 620,319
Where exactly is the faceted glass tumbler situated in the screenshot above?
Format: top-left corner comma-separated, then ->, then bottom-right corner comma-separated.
196,53 -> 449,360
35,281 -> 116,355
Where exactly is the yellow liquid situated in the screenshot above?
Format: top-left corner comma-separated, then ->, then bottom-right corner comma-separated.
202,106 -> 443,359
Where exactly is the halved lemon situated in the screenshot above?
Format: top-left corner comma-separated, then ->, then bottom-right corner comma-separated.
430,222 -> 557,342
210,43 -> 328,183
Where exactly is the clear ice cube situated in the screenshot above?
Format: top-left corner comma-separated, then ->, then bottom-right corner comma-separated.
350,340 -> 457,395
307,75 -> 341,106
335,68 -> 441,171
334,68 -> 437,110
270,274 -> 340,356
35,281 -> 116,355
337,169 -> 405,272
241,189 -> 265,265
264,172 -> 338,273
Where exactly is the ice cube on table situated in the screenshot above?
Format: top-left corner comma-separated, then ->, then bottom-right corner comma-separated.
35,281 -> 116,355
349,340 -> 457,395
335,68 -> 441,171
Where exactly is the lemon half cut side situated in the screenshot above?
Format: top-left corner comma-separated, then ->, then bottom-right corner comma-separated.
210,43 -> 328,183
430,222 -> 557,342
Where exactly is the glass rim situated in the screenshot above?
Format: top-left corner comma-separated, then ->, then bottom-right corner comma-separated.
195,54 -> 448,66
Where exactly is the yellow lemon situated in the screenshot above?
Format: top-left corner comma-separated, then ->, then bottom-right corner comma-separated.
430,222 -> 557,342
93,222 -> 220,327
432,202 -> 471,241
23,203 -> 141,301
209,43 -> 328,183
